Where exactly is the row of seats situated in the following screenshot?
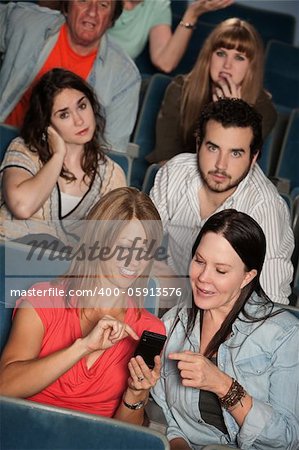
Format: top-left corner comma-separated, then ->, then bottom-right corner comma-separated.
135,1 -> 297,78
133,37 -> 299,189
1,100 -> 298,248
129,74 -> 299,191
1,36 -> 298,189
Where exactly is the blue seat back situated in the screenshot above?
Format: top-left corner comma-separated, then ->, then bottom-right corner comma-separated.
264,41 -> 299,109
135,2 -> 296,76
0,241 -> 70,352
0,396 -> 169,450
108,150 -> 132,184
142,163 -> 160,194
201,3 -> 296,46
0,124 -> 19,161
134,43 -> 156,77
259,104 -> 292,176
131,74 -> 172,188
170,0 -> 187,18
291,187 -> 299,200
275,109 -> 299,191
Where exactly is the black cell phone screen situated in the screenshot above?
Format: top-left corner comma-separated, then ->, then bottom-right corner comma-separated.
134,330 -> 167,369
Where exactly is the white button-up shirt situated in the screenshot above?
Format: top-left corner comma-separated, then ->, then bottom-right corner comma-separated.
150,153 -> 294,304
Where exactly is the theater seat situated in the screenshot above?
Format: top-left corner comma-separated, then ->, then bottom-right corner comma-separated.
131,74 -> 172,188
0,123 -> 19,161
201,3 -> 296,47
0,396 -> 169,450
264,41 -> 299,109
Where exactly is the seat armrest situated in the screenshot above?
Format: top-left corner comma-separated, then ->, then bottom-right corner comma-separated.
127,142 -> 140,159
269,176 -> 290,194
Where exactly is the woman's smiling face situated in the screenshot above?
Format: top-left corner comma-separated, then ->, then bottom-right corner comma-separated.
101,218 -> 150,291
189,231 -> 256,315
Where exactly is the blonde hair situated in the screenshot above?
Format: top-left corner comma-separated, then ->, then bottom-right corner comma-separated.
65,188 -> 163,310
181,18 -> 264,144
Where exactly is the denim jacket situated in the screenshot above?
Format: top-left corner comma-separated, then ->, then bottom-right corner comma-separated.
151,295 -> 299,449
0,2 -> 140,153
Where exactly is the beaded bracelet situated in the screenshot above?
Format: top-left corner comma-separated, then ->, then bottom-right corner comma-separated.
179,20 -> 196,30
219,378 -> 246,410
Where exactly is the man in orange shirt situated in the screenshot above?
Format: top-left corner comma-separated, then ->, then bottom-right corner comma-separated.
0,0 -> 140,153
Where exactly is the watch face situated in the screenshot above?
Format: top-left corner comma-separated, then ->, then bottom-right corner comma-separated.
133,401 -> 144,410
123,399 -> 145,410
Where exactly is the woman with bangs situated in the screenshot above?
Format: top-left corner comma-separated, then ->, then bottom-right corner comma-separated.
0,187 -> 166,424
148,18 -> 277,164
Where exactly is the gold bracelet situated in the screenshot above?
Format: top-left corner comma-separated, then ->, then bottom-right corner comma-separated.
179,20 -> 196,30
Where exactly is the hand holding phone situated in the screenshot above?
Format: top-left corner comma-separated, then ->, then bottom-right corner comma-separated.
134,330 -> 167,369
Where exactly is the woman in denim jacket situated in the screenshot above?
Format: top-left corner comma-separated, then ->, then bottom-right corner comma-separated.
152,209 -> 299,449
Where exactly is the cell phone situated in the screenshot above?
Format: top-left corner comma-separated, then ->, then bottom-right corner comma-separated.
134,330 -> 167,369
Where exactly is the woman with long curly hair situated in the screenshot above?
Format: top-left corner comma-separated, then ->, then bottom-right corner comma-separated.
0,68 -> 126,242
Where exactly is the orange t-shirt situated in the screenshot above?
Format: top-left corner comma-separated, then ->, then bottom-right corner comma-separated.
14,281 -> 165,417
5,24 -> 97,128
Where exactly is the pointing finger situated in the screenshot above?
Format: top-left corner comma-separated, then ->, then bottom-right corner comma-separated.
124,324 -> 139,340
168,351 -> 198,362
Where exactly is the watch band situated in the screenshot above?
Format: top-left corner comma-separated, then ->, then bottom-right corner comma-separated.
123,398 -> 146,410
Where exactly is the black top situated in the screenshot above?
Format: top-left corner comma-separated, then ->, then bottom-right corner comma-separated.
198,356 -> 228,434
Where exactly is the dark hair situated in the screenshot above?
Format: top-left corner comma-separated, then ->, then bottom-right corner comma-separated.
186,209 -> 277,358
195,98 -> 263,160
61,0 -> 123,26
21,68 -> 106,183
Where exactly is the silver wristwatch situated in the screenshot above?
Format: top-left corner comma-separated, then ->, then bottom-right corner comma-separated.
123,398 -> 146,410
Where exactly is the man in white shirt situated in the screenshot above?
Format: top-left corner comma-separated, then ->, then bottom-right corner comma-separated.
150,98 -> 294,304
